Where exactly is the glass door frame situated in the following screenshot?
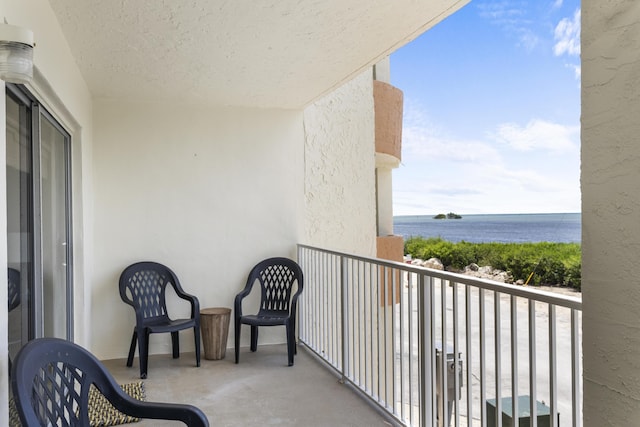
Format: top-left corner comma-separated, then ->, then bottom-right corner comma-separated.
6,83 -> 74,341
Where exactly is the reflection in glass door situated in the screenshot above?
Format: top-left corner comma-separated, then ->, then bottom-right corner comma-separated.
6,89 -> 33,361
6,85 -> 72,360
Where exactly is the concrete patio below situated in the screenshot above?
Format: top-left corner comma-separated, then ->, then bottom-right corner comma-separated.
102,344 -> 394,426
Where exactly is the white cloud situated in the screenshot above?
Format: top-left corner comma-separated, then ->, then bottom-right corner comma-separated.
567,63 -> 581,81
393,104 -> 581,215
491,119 -> 579,152
403,126 -> 503,164
554,8 -> 581,56
477,1 -> 539,51
517,28 -> 540,51
477,1 -> 527,23
401,100 -> 504,163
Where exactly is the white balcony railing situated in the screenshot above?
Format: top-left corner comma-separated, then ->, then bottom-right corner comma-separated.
297,244 -> 582,427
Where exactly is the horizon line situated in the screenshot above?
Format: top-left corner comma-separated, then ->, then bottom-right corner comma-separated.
394,211 -> 581,217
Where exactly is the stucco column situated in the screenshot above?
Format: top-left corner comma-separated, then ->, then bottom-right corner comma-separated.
582,1 -> 640,425
374,78 -> 404,263
376,165 -> 394,236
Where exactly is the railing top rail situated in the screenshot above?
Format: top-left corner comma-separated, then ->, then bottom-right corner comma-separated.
298,244 -> 582,311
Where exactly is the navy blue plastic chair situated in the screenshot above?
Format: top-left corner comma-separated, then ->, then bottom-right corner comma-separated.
11,337 -> 209,427
119,261 -> 201,378
234,257 -> 303,366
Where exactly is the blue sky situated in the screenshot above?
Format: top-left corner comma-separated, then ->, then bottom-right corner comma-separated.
391,0 -> 581,215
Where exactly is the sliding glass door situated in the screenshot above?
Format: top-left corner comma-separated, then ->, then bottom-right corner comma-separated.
6,84 -> 72,360
39,107 -> 72,339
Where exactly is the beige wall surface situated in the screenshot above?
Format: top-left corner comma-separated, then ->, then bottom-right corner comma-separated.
91,101 -> 305,359
582,0 -> 640,425
303,70 -> 377,257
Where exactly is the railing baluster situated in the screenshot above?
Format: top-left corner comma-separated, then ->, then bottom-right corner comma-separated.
440,279 -> 448,427
376,260 -> 381,403
297,247 -> 304,344
465,285 -> 473,426
351,260 -> 356,382
351,259 -> 356,381
336,254 -> 340,365
549,304 -> 558,427
511,295 -> 519,427
396,266 -> 404,419
419,273 -> 430,427
328,252 -> 331,362
374,262 -> 378,397
305,249 -> 311,359
340,255 -> 347,384
321,251 -> 326,365
428,274 -> 437,427
365,262 -> 370,395
357,260 -> 362,388
480,288 -> 487,427
529,300 -> 537,427
313,248 -> 318,355
383,265 -> 389,408
495,291 -> 502,427
336,256 -> 342,365
571,309 -> 581,427
452,281 -> 460,427
408,271 -> 414,425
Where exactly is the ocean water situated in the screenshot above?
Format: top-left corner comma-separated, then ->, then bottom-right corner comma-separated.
393,213 -> 581,244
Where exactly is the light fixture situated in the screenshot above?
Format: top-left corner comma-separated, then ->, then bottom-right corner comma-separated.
0,23 -> 34,84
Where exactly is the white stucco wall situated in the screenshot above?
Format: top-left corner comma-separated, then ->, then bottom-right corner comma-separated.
302,70 -> 377,256
582,1 -> 640,424
91,101 -> 304,359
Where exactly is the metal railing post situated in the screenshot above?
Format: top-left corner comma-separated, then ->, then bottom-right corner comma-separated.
419,273 -> 432,427
340,255 -> 348,384
571,309 -> 581,427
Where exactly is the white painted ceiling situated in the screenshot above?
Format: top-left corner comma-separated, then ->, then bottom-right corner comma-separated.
48,0 -> 468,109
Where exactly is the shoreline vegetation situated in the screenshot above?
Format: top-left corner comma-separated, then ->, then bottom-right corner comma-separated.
404,237 -> 581,290
433,212 -> 462,219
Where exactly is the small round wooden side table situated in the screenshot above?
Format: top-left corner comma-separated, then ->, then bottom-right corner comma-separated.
200,307 -> 231,360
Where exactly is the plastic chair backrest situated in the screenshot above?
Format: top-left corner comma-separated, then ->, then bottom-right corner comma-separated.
249,258 -> 303,315
11,337 -> 209,426
119,262 -> 181,322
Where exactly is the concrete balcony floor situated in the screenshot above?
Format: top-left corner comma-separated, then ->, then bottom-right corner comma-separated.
102,344 -> 393,426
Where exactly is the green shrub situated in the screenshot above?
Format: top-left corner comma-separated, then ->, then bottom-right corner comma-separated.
404,237 -> 582,290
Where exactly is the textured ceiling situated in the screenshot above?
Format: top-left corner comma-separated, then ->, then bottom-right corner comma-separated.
48,0 -> 468,109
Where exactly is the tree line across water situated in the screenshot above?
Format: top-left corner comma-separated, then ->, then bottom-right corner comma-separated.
404,237 -> 581,290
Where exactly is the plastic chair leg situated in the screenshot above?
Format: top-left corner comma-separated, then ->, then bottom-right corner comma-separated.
286,324 -> 294,366
292,319 -> 297,355
127,330 -> 137,367
234,319 -> 241,363
194,325 -> 201,367
171,332 -> 180,359
250,326 -> 258,352
139,331 -> 149,379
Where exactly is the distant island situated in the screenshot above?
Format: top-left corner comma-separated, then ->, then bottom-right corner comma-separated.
433,212 -> 462,219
